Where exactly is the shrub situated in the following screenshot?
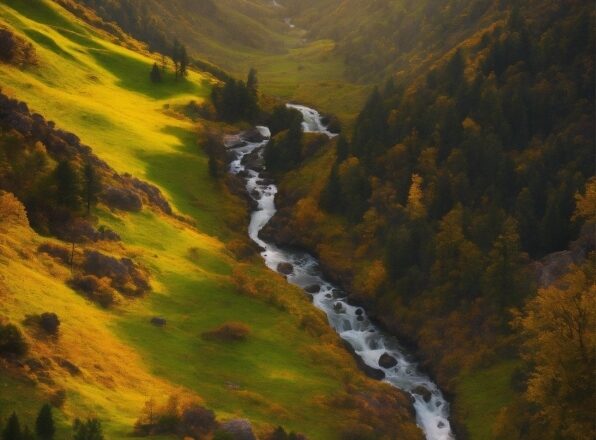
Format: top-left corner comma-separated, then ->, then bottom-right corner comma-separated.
0,322 -> 28,357
0,191 -> 28,226
39,313 -> 60,335
0,27 -> 37,66
38,243 -> 71,265
23,312 -> 60,336
179,406 -> 217,438
82,250 -> 150,296
69,274 -> 115,308
135,396 -> 218,438
201,322 -> 251,342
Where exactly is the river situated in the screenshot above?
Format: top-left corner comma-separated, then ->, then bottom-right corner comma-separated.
226,104 -> 454,440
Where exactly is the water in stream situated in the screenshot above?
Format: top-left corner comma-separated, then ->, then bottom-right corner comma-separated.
227,105 -> 454,440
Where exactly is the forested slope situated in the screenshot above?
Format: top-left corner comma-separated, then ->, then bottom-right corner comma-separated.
264,1 -> 595,438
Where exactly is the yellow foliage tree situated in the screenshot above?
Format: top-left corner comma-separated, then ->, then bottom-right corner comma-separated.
0,191 -> 28,227
406,174 -> 426,219
513,259 -> 595,440
573,177 -> 596,224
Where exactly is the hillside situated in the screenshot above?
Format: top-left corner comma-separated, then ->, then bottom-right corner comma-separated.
0,1 -> 422,439
57,0 -> 370,123
260,0 -> 595,438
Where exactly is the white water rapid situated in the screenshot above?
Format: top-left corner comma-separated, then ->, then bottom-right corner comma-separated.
226,105 -> 454,440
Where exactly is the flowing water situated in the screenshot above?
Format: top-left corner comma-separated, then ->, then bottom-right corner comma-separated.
226,105 -> 454,440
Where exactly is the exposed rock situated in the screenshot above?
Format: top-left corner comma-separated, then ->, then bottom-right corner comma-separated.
304,284 -> 321,294
333,302 -> 345,313
379,353 -> 398,369
250,189 -> 261,200
242,128 -> 267,143
277,262 -> 294,275
355,308 -> 364,316
150,317 -> 167,327
412,385 -> 433,403
220,419 -> 257,440
341,341 -> 385,380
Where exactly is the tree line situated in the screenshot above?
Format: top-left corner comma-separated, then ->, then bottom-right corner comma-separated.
1,404 -> 103,440
268,2 -> 594,438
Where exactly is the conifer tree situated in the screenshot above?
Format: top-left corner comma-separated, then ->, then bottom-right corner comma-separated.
150,62 -> 162,83
73,419 -> 104,440
54,160 -> 81,211
178,44 -> 189,78
171,39 -> 181,79
2,413 -> 21,440
83,162 -> 102,215
247,68 -> 258,95
35,404 -> 55,440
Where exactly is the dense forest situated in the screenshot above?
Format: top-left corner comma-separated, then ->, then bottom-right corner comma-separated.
265,1 -> 594,438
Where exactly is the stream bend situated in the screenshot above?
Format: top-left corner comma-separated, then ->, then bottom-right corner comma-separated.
226,105 -> 455,440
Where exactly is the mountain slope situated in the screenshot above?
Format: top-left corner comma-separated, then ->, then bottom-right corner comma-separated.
0,1 -> 422,438
258,1 -> 595,438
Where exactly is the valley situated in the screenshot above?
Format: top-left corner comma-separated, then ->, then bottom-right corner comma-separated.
0,1 -> 593,440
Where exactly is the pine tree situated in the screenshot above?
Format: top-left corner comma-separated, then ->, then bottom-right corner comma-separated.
335,135 -> 349,163
54,160 -> 81,211
73,419 -> 104,440
247,68 -> 258,95
320,164 -> 341,213
178,44 -> 189,78
83,162 -> 102,216
2,413 -> 21,440
150,62 -> 162,83
35,404 -> 55,440
171,39 -> 181,79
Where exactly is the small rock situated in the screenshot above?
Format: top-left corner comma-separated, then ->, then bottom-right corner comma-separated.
412,385 -> 433,403
150,317 -> 167,327
355,308 -> 364,316
357,316 -> 364,322
304,284 -> 321,294
277,262 -> 294,275
378,353 -> 398,369
333,302 -> 344,313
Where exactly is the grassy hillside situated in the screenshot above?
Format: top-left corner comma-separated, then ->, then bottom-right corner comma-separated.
0,1 -> 421,438
64,0 -> 370,124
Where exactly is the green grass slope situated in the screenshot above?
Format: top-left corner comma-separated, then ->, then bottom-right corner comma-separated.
0,1 -> 415,438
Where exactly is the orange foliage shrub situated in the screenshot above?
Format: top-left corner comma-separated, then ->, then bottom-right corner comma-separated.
201,322 -> 251,342
0,191 -> 28,227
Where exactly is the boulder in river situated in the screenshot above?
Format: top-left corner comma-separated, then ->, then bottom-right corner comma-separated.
304,284 -> 321,293
277,262 -> 294,275
243,128 -> 267,143
341,341 -> 385,380
412,385 -> 433,403
379,352 -> 398,369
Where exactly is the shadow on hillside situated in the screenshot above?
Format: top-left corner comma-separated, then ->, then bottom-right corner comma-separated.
23,28 -> 76,62
89,48 -> 205,100
3,0 -> 84,32
139,125 -> 228,238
